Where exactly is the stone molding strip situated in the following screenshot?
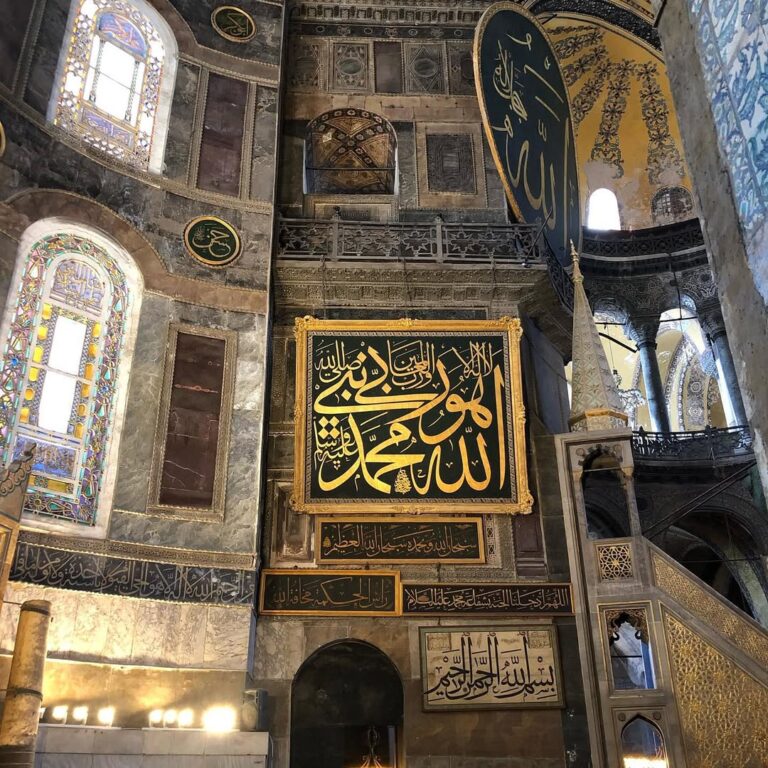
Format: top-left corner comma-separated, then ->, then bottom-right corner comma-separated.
17,530 -> 256,570
10,542 -> 256,606
0,190 -> 268,315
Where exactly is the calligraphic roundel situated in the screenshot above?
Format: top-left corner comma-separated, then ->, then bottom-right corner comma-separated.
474,3 -> 581,264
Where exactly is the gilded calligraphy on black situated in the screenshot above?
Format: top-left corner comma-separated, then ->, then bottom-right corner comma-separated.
317,518 -> 484,563
403,583 -> 573,615
475,5 -> 580,264
420,626 -> 563,710
183,216 -> 242,268
260,570 -> 399,615
211,6 -> 256,42
306,331 -> 515,505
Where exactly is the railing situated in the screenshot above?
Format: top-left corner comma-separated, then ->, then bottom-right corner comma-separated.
582,217 -> 705,259
631,426 -> 753,462
277,216 -> 575,309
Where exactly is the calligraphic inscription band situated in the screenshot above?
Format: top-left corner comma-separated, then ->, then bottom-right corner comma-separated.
316,517 -> 485,563
293,317 -> 532,515
474,3 -> 581,264
403,583 -> 573,615
183,216 -> 242,268
259,569 -> 400,616
420,626 -> 563,710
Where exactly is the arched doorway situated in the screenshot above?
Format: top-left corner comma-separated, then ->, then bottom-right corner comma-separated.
290,640 -> 403,768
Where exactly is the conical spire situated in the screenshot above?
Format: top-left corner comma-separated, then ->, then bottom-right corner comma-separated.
569,242 -> 628,432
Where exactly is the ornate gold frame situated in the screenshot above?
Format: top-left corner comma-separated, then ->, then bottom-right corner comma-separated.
259,568 -> 402,616
314,515 -> 486,564
292,316 -> 533,514
146,323 -> 237,522
210,6 -> 257,43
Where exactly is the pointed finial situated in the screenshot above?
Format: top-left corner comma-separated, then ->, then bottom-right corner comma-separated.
570,239 -> 583,284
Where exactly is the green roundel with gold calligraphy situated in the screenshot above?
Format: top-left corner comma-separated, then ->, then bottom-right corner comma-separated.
183,216 -> 242,268
474,3 -> 581,265
211,6 -> 256,43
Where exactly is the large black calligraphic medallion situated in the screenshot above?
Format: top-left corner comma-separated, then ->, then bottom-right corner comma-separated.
259,569 -> 400,616
474,3 -> 580,264
183,216 -> 242,268
316,517 -> 485,563
402,582 -> 573,615
292,318 -> 533,514
211,6 -> 256,43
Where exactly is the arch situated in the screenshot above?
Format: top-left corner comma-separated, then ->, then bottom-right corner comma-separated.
651,185 -> 693,224
620,716 -> 668,765
291,640 -> 403,768
305,109 -> 397,195
587,188 -> 621,230
582,451 -> 632,540
48,0 -> 179,173
0,219 -> 143,536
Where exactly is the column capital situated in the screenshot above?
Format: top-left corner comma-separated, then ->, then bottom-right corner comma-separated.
626,319 -> 660,348
697,302 -> 727,341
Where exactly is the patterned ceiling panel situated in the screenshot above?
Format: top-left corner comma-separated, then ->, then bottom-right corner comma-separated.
305,109 -> 397,194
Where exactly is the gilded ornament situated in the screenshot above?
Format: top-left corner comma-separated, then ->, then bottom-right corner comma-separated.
211,6 -> 256,43
183,216 -> 242,268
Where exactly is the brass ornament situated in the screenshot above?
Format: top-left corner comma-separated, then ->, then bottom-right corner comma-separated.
211,6 -> 256,43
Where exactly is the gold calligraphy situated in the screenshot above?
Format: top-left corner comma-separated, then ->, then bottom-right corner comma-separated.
402,583 -> 573,614
183,216 -> 242,267
211,6 -> 256,42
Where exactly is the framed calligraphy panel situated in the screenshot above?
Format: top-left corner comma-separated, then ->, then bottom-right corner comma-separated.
316,517 -> 485,564
420,625 -> 563,711
292,317 -> 532,514
259,569 -> 400,616
474,3 -> 581,265
403,583 -> 573,615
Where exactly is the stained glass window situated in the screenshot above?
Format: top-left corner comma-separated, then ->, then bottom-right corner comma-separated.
0,233 -> 134,526
51,0 -> 176,170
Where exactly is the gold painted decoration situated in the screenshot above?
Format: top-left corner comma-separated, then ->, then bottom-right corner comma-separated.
474,3 -> 581,264
259,569 -> 400,616
0,121 -> 6,159
316,516 -> 485,563
292,317 -> 532,515
211,6 -> 256,43
419,626 -> 563,710
183,216 -> 242,268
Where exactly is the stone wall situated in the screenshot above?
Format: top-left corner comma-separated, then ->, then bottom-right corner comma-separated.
655,0 -> 768,495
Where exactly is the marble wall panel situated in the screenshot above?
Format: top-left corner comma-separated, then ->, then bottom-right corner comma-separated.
23,0 -> 67,113
0,582 -> 249,670
164,60 -> 201,183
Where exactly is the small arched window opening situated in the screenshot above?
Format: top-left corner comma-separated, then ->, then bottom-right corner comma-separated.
621,716 -> 668,768
305,109 -> 397,195
50,0 -> 178,172
651,186 -> 693,224
0,222 -> 142,533
607,609 -> 655,691
587,188 -> 621,230
582,452 -> 631,540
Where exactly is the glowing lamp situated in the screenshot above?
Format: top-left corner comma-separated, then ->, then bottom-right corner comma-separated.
97,707 -> 115,727
178,709 -> 194,728
71,706 -> 88,725
623,759 -> 668,768
202,706 -> 236,733
162,709 -> 177,728
51,705 -> 68,724
148,709 -> 163,727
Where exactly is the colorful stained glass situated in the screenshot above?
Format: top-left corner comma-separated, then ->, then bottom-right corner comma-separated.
52,0 -> 165,168
0,233 -> 130,525
97,12 -> 147,57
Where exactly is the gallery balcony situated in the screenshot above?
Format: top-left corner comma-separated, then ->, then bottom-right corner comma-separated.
631,426 -> 754,467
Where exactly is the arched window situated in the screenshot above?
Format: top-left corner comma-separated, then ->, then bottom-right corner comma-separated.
0,222 -> 142,532
50,0 -> 178,172
621,716 -> 668,768
587,188 -> 621,230
305,109 -> 397,194
651,186 -> 693,224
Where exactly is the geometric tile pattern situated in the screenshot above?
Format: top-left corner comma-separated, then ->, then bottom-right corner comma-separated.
596,542 -> 634,580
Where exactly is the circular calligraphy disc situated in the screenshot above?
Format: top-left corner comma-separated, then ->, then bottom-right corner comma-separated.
183,216 -> 242,268
474,3 -> 581,264
211,6 -> 257,43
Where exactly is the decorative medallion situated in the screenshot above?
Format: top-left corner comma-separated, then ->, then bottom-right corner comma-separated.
211,6 -> 256,43
474,3 -> 581,264
0,121 -> 5,159
183,216 -> 242,268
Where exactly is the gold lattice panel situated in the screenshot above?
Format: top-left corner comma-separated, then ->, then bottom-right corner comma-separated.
664,611 -> 768,766
596,542 -> 633,580
653,551 -> 768,668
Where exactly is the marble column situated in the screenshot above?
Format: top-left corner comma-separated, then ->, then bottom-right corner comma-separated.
699,304 -> 748,426
630,321 -> 671,433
